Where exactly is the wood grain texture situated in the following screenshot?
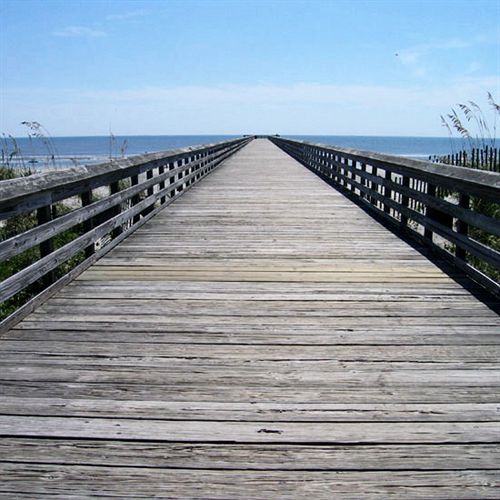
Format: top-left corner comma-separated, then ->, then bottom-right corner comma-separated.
2,439 -> 499,470
1,464 -> 500,499
1,139 -> 499,497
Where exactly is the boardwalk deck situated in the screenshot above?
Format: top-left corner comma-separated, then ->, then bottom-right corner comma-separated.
1,139 -> 499,498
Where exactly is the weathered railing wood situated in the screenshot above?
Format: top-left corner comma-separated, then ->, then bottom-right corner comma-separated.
0,137 -> 252,331
270,136 -> 500,297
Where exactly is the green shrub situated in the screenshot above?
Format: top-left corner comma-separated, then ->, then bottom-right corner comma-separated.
440,92 -> 499,284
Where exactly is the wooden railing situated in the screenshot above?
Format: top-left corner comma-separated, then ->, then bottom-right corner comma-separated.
270,136 -> 500,297
0,137 -> 252,331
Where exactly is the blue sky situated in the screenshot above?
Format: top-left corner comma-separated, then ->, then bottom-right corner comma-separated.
1,0 -> 499,136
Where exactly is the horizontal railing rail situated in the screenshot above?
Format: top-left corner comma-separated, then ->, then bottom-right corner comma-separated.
270,136 -> 500,297
0,136 -> 252,331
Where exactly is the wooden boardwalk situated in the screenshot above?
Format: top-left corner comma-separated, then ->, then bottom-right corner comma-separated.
1,139 -> 499,497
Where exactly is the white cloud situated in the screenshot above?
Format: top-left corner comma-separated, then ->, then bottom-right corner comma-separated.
465,61 -> 482,74
51,10 -> 145,40
2,78 -> 499,136
105,10 -> 147,21
396,50 -> 428,77
53,26 -> 106,38
396,36 -> 489,78
81,78 -> 499,109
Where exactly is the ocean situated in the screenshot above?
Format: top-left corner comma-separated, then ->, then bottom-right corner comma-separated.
2,134 -> 471,171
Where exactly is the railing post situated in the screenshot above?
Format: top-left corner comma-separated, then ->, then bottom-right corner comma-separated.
333,154 -> 339,185
169,162 -> 176,197
400,175 -> 410,227
36,205 -> 55,286
424,183 -> 435,240
368,165 -> 375,205
425,183 -> 453,240
195,154 -> 200,181
352,159 -> 360,196
147,169 -> 154,198
383,169 -> 392,214
344,157 -> 350,190
360,163 -> 367,200
456,193 -> 470,260
200,152 -> 205,178
349,159 -> 355,192
141,169 -> 155,217
327,152 -> 334,181
131,174 -> 140,224
80,190 -> 95,258
158,165 -> 166,204
109,181 -> 123,238
339,156 -> 345,188
186,156 -> 192,187
319,150 -> 326,178
178,158 -> 186,192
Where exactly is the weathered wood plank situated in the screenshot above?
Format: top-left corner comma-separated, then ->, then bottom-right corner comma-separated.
2,341 -> 500,362
1,364 -> 500,387
1,381 -> 498,403
1,398 -> 498,421
2,356 -> 497,378
6,328 -> 500,345
29,302 -> 498,321
2,439 -> 499,470
1,464 -> 499,498
14,315 -> 500,328
1,416 -> 499,443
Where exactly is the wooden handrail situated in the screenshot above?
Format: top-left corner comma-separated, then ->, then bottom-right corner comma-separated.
0,136 -> 252,331
270,136 -> 500,297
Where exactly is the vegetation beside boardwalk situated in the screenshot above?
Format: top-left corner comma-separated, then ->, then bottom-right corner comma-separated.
435,93 -> 499,283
